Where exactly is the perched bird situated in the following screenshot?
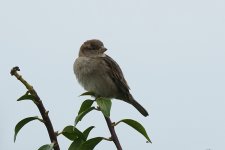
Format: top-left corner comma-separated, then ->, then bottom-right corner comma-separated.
73,39 -> 149,117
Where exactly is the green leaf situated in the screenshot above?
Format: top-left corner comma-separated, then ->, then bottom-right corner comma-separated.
68,138 -> 84,150
96,97 -> 112,117
63,125 -> 95,142
62,125 -> 85,140
80,137 -> 103,150
62,125 -> 78,141
78,100 -> 94,115
75,107 -> 95,126
38,143 -> 54,150
80,91 -> 96,97
83,126 -> 95,140
14,116 -> 40,142
118,119 -> 151,143
17,92 -> 35,101
73,127 -> 86,140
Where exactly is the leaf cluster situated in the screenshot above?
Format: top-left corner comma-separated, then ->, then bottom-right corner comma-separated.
14,91 -> 151,150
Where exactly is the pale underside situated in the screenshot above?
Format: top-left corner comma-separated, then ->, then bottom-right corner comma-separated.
74,56 -> 122,98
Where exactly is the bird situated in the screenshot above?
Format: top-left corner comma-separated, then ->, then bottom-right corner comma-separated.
73,39 -> 149,117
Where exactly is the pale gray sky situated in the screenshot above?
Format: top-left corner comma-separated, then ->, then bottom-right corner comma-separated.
1,0 -> 225,150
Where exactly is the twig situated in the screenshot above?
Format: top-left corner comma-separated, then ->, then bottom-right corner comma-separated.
104,116 -> 122,150
10,66 -> 60,150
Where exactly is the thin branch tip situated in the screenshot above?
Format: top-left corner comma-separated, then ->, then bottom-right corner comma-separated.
10,66 -> 20,76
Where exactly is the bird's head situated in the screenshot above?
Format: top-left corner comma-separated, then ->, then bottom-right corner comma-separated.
79,39 -> 107,57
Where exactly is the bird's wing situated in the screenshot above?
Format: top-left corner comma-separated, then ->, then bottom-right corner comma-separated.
102,55 -> 130,98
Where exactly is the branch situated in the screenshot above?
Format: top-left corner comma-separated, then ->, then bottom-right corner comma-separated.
10,66 -> 60,150
104,116 -> 122,150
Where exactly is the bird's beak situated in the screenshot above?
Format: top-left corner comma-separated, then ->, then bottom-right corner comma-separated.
100,46 -> 107,52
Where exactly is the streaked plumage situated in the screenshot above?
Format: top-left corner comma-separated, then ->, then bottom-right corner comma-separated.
74,39 -> 149,117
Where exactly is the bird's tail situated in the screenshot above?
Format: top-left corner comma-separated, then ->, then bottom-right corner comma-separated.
128,96 -> 149,117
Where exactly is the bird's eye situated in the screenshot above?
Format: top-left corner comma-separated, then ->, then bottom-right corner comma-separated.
90,45 -> 98,50
86,45 -> 94,50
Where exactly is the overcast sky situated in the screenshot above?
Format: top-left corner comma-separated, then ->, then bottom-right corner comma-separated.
1,0 -> 225,150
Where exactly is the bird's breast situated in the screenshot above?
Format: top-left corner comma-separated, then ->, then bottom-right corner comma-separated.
74,57 -> 96,88
73,57 -> 118,98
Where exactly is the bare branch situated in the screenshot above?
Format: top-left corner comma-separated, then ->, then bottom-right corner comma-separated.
104,116 -> 122,150
11,66 -> 60,150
